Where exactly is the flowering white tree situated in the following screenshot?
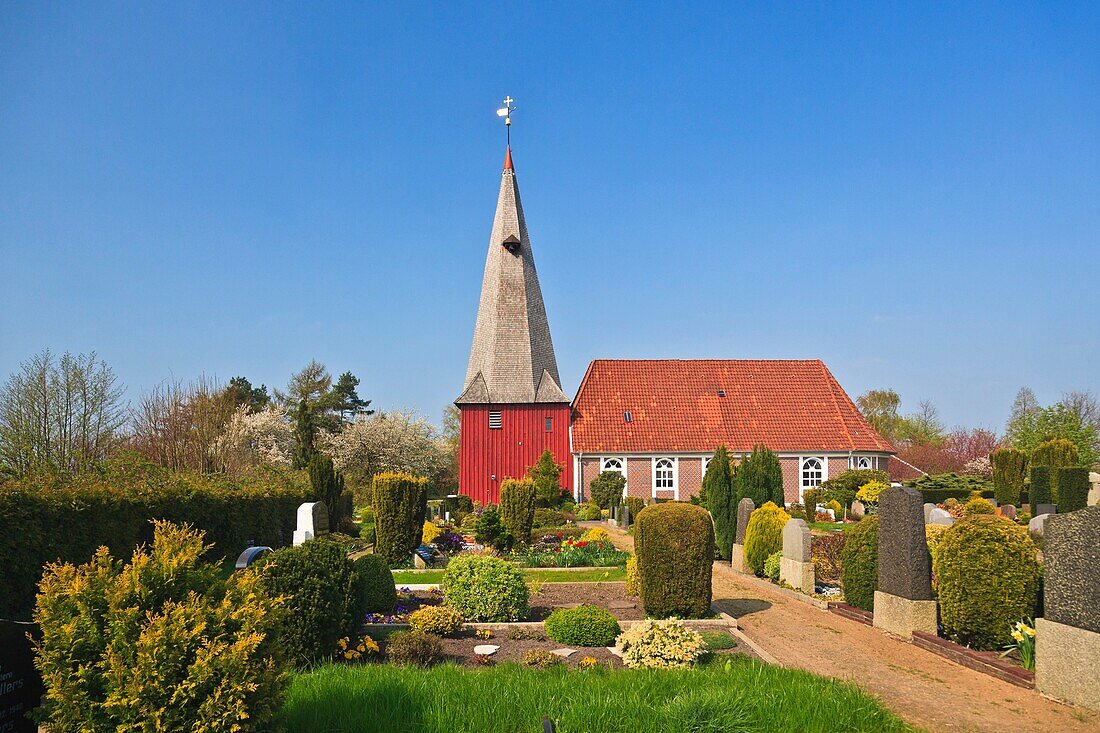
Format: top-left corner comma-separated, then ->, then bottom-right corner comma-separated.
319,410 -> 449,490
216,405 -> 296,473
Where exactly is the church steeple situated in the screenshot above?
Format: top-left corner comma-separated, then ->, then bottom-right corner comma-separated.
456,145 -> 567,405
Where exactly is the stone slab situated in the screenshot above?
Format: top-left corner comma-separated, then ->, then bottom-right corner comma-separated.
607,601 -> 636,610
1035,503 -> 1057,517
923,503 -> 936,522
606,646 -> 623,658
928,508 -> 954,526
473,644 -> 499,656
1035,617 -> 1100,712
730,543 -> 749,573
782,518 -> 811,562
779,557 -> 815,594
735,498 -> 755,544
872,591 -> 938,640
1043,506 -> 1100,634
877,485 -> 933,601
551,648 -> 576,658
1028,514 -> 1050,548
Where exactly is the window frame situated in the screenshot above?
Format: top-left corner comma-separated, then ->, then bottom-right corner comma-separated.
800,456 -> 826,501
652,457 -> 678,499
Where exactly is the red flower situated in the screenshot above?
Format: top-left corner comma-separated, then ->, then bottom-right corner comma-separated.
574,541 -> 588,548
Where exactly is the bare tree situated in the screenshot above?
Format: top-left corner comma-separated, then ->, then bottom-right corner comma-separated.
0,349 -> 126,477
127,376 -> 237,472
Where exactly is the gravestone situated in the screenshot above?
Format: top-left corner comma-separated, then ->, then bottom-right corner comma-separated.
1028,513 -> 1050,548
293,501 -> 329,546
816,506 -> 836,521
996,504 -> 1017,521
0,619 -> 43,733
850,500 -> 866,518
234,545 -> 273,570
1036,503 -> 1057,517
779,518 -> 814,593
873,486 -> 937,639
1035,507 -> 1100,711
928,508 -> 954,526
1089,472 -> 1100,507
922,503 -> 936,523
730,498 -> 755,573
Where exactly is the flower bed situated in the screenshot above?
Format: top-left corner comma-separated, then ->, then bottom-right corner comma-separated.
517,538 -> 630,568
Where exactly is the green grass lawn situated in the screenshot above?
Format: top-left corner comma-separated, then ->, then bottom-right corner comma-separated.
809,521 -> 847,533
279,658 -> 911,732
392,567 -> 626,585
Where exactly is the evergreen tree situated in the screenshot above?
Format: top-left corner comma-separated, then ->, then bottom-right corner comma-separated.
224,376 -> 270,412
527,449 -> 565,507
329,371 -> 373,422
309,453 -> 346,529
294,399 -> 316,469
704,445 -> 735,560
736,445 -> 785,508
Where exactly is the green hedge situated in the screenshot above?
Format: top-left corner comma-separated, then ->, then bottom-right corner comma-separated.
372,472 -> 428,565
499,477 -> 537,547
0,454 -> 311,619
840,515 -> 879,612
634,502 -> 714,618
934,515 -> 1040,649
990,448 -> 1027,506
1056,467 -> 1090,513
1028,466 -> 1053,508
905,473 -> 993,505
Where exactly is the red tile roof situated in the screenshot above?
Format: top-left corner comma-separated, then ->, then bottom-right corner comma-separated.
571,359 -> 895,454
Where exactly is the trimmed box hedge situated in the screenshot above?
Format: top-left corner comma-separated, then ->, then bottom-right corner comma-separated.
0,453 -> 312,619
633,502 -> 714,618
1055,467 -> 1090,513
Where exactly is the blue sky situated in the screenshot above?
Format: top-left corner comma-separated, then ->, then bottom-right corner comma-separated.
2,3 -> 1097,432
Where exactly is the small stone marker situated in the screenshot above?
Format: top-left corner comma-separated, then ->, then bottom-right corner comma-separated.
927,508 -> 954,526
996,504 -> 1016,520
473,644 -> 499,656
873,486 -> 937,640
1028,514 -> 1049,547
293,501 -> 328,546
816,506 -> 836,521
606,646 -> 623,658
607,601 -> 635,610
730,498 -> 755,573
1036,503 -> 1057,517
1036,507 -> 1100,712
850,500 -> 866,518
922,503 -> 936,523
779,518 -> 814,593
551,648 -> 576,658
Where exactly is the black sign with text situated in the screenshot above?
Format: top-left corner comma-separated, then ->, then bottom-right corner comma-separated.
0,620 -> 42,733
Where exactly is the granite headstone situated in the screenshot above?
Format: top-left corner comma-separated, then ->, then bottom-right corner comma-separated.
293,501 -> 329,546
877,485 -> 933,601
997,504 -> 1017,521
735,498 -> 755,544
1036,503 -> 1057,517
1043,507 -> 1100,634
782,518 -> 811,562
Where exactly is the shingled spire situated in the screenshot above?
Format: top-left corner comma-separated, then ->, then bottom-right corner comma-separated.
456,147 -> 567,404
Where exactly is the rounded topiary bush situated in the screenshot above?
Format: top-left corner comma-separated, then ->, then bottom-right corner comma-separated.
258,538 -> 367,666
840,515 -> 878,612
934,515 -> 1040,650
408,605 -> 464,636
441,555 -> 529,621
352,554 -> 397,614
963,496 -> 995,516
615,618 -> 706,669
743,501 -> 790,575
386,630 -> 443,666
633,502 -> 714,618
545,604 -> 622,646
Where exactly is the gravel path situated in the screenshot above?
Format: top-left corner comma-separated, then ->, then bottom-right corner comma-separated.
598,522 -> 1097,733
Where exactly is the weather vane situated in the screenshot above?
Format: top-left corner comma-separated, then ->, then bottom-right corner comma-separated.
496,96 -> 516,146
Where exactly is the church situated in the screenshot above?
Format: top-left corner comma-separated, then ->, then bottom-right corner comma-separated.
456,117 -> 898,506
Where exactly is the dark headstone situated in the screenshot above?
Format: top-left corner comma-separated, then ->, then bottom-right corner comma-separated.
877,485 -> 934,601
1036,503 -> 1057,517
0,619 -> 44,733
735,498 -> 755,544
1044,507 -> 1100,634
234,545 -> 273,570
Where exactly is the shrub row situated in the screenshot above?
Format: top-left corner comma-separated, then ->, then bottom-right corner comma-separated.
0,455 -> 312,618
905,473 -> 993,504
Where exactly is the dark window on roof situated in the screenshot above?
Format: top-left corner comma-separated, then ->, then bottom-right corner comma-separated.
717,389 -> 726,397
489,411 -> 502,429
623,411 -> 633,423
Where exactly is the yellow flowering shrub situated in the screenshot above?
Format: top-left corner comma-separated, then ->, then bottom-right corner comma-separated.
615,618 -> 705,669
963,497 -> 995,516
423,521 -> 443,544
580,527 -> 611,543
625,554 -> 640,597
856,481 -> 889,504
33,521 -> 288,733
408,605 -> 465,636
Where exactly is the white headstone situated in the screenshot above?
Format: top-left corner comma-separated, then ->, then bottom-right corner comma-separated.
923,503 -> 936,523
928,508 -> 955,526
293,501 -> 329,546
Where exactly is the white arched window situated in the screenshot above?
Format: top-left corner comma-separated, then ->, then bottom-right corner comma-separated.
702,456 -> 712,474
654,457 -> 676,495
602,457 -> 624,473
856,456 -> 872,470
801,457 -> 825,497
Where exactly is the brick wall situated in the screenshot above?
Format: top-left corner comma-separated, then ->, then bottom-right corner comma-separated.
781,457 -> 801,505
627,459 -> 652,499
679,457 -> 703,499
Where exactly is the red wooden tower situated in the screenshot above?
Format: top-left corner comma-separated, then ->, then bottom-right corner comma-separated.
455,140 -> 572,505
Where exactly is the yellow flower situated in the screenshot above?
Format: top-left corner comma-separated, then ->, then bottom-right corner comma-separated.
1011,630 -> 1023,642
343,651 -> 354,659
357,645 -> 366,652
337,638 -> 347,649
